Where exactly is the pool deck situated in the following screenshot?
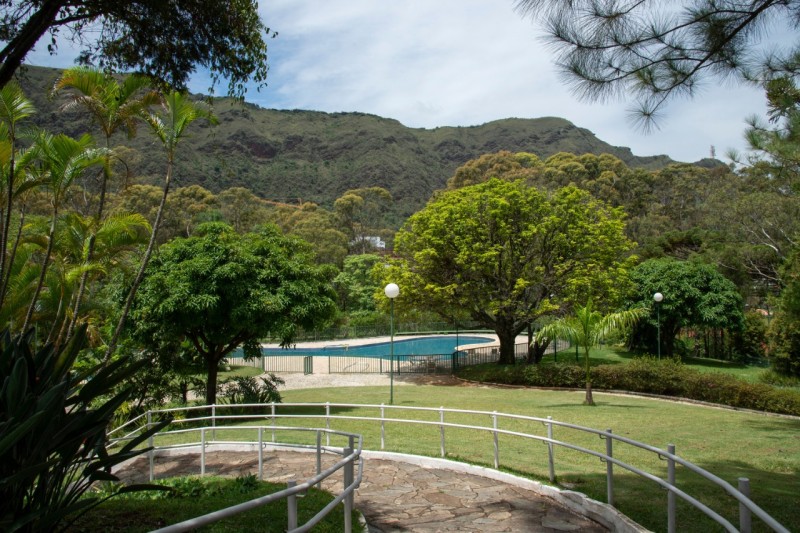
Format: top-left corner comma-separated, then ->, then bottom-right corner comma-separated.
258,333 -> 527,377
261,332 -> 513,351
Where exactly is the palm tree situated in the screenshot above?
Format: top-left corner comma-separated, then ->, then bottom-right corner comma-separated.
104,91 -> 215,360
49,211 -> 150,346
53,67 -> 159,343
0,82 -> 35,309
538,302 -> 646,405
21,133 -> 104,333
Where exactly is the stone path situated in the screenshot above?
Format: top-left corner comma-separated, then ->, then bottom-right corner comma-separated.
116,450 -> 608,532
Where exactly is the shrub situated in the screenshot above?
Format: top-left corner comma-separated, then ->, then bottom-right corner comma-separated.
458,358 -> 800,415
0,327 -> 169,531
221,374 -> 285,410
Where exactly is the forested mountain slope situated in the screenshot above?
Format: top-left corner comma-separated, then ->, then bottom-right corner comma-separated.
17,65 -> 704,220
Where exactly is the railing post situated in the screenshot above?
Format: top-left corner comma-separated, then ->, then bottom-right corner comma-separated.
201,428 -> 206,476
287,480 -> 298,530
492,411 -> 499,469
271,403 -> 276,442
211,404 -> 216,441
605,428 -> 614,506
147,410 -> 154,482
667,443 -> 676,533
439,407 -> 445,458
380,404 -> 386,450
739,478 -> 752,533
547,416 -> 555,483
343,447 -> 354,533
326,402 -> 331,446
258,427 -> 264,480
316,430 -> 322,489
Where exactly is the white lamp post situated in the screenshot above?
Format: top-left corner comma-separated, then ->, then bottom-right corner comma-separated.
384,283 -> 400,404
653,292 -> 664,359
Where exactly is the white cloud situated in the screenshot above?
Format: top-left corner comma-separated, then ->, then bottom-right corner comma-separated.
240,0 -> 767,162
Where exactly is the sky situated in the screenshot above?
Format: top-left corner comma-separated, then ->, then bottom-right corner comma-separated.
24,0 -> 769,163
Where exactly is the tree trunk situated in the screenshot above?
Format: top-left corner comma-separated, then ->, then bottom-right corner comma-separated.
496,323 -> 518,365
65,153 -> 111,345
582,346 -> 595,405
584,380 -> 594,406
528,336 -> 551,364
205,351 -> 221,406
22,208 -> 58,332
0,0 -> 69,88
103,156 -> 173,361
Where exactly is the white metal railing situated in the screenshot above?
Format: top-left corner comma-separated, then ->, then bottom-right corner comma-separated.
109,409 -> 363,533
109,403 -> 789,533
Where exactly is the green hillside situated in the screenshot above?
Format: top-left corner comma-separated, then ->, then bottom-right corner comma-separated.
16,65 -> 681,220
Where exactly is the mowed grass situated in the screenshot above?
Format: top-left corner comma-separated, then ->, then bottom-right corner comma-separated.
257,384 -> 799,533
549,345 -> 779,384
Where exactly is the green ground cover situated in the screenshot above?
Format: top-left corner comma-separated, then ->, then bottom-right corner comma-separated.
550,345 -> 785,384
268,386 -> 795,533
71,475 -> 361,532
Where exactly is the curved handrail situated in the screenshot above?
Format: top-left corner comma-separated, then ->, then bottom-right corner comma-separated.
111,424 -> 363,533
111,402 -> 789,533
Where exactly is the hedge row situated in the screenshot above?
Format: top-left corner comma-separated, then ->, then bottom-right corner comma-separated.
457,357 -> 800,416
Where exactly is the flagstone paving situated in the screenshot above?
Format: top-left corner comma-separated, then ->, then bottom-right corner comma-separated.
116,450 -> 608,532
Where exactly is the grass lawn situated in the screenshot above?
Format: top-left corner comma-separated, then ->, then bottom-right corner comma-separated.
71,476 -> 361,532
549,345 -> 779,384
261,385 -> 799,533
220,364 -> 264,379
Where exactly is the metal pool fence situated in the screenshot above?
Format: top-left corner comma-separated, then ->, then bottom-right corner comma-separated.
230,342 -> 531,374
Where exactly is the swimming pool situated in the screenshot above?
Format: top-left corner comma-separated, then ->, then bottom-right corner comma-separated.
259,335 -> 493,358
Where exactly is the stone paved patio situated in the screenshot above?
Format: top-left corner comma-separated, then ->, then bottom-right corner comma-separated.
116,450 -> 609,532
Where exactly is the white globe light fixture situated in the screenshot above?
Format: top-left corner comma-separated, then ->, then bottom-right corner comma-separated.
384,283 -> 400,299
384,283 -> 400,404
653,292 -> 664,359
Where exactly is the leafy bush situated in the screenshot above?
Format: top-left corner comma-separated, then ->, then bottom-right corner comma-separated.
0,327 -> 169,532
221,374 -> 285,411
759,369 -> 800,387
458,358 -> 800,415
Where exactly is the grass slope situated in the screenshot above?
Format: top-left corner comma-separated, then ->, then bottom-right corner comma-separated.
273,385 -> 799,533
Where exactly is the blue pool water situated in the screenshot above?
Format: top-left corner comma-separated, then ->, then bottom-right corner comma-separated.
259,335 -> 493,358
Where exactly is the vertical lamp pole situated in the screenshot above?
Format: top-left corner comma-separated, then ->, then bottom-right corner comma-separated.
654,292 -> 664,360
384,283 -> 400,404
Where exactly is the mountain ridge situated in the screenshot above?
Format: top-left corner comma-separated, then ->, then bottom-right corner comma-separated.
16,65 -> 702,220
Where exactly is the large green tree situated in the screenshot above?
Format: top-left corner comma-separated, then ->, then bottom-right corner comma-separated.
770,246 -> 800,377
628,258 -> 745,357
388,178 -> 636,364
130,223 -> 337,405
515,0 -> 799,126
0,0 -> 273,94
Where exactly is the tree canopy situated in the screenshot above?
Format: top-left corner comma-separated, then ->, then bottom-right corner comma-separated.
515,0 -> 799,126
628,258 -> 744,356
0,0 -> 273,94
388,178 -> 636,363
131,223 -> 337,405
